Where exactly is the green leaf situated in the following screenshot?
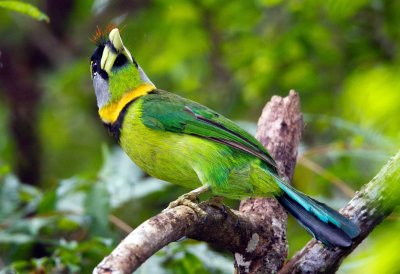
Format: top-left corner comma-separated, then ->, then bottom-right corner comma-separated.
37,189 -> 57,213
0,0 -> 49,22
98,147 -> 168,208
84,182 -> 112,237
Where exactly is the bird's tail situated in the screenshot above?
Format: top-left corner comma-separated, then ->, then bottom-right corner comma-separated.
274,179 -> 360,248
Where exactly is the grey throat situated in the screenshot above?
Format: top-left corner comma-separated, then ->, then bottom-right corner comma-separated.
93,74 -> 111,109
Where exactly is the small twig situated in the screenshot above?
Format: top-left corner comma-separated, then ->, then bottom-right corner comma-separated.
298,156 -> 355,198
109,214 -> 133,234
300,143 -> 339,158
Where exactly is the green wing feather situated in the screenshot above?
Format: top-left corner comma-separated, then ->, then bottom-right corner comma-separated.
138,90 -> 360,246
140,90 -> 277,172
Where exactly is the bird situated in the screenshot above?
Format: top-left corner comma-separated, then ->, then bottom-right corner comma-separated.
89,27 -> 360,248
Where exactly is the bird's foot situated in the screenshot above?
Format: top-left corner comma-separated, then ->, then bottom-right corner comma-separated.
164,185 -> 210,217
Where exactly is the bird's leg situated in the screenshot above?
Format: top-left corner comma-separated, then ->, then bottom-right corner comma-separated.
165,185 -> 210,217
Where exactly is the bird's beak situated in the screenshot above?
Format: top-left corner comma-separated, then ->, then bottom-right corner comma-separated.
109,28 -> 124,52
101,28 -> 133,73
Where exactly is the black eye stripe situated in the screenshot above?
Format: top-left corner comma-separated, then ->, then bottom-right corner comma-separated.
92,61 -> 98,71
90,45 -> 109,80
91,45 -> 104,62
98,69 -> 109,80
91,61 -> 108,80
113,54 -> 127,68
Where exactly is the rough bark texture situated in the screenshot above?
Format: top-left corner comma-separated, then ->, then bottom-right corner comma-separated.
94,206 -> 197,274
94,91 -> 303,274
279,151 -> 400,274
94,203 -> 286,274
235,90 -> 303,274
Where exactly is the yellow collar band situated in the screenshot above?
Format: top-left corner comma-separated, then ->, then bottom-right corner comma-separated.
99,83 -> 155,124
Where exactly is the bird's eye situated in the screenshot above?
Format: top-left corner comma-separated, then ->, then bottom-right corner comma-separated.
92,61 -> 98,74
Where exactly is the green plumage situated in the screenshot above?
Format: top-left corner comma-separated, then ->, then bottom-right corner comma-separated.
120,90 -> 280,199
90,28 -> 359,247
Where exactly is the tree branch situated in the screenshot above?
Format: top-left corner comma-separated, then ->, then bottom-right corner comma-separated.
93,91 -> 304,274
279,151 -> 400,274
235,90 -> 303,274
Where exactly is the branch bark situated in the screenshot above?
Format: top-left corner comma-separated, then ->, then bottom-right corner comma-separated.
279,151 -> 400,274
93,91 -> 303,274
235,90 -> 303,274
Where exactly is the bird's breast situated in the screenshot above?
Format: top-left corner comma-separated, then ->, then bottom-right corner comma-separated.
118,103 -> 202,189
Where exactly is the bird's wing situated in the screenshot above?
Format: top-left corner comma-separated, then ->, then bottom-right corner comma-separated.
140,90 -> 278,172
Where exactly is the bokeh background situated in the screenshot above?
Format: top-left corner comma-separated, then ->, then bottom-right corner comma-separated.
0,0 -> 399,273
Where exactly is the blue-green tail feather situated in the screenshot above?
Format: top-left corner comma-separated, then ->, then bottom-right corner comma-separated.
275,179 -> 360,247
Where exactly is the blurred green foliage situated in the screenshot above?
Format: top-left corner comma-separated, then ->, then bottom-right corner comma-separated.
0,1 -> 49,22
0,0 -> 399,273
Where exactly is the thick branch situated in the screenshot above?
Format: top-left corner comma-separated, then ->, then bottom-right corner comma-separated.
235,90 -> 303,274
279,151 -> 400,274
93,91 -> 303,274
94,204 -> 281,274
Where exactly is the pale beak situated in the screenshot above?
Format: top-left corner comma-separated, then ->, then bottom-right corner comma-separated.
109,28 -> 124,52
100,28 -> 134,73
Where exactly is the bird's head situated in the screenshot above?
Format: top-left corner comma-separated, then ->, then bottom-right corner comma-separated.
90,27 -> 155,124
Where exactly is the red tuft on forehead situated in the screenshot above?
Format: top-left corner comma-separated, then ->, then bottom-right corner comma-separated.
91,24 -> 119,46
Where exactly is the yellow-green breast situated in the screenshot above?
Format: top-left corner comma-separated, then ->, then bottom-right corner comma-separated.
119,98 -> 205,189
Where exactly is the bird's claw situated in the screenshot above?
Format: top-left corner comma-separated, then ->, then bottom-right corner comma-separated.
169,196 -> 207,217
164,186 -> 210,217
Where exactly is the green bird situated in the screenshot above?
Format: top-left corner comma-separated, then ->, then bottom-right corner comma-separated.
90,28 -> 359,248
